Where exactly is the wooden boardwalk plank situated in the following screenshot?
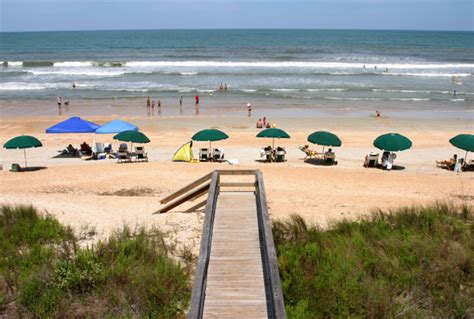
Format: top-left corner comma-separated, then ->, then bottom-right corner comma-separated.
203,192 -> 268,318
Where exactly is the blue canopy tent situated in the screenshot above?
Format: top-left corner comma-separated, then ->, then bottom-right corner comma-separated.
95,120 -> 138,134
46,117 -> 99,133
45,117 -> 100,152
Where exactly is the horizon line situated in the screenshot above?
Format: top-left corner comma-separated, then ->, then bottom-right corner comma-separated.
1,27 -> 473,34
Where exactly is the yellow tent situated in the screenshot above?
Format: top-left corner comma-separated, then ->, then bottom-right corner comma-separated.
172,141 -> 194,162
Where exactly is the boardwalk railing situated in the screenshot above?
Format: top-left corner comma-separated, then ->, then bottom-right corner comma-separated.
185,169 -> 286,319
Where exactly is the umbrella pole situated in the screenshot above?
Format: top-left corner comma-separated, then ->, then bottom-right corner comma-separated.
24,149 -> 27,168
322,146 -> 325,154
272,138 -> 275,162
465,150 -> 469,163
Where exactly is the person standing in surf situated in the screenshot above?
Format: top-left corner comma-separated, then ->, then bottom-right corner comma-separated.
179,96 -> 183,115
195,95 -> 200,115
247,103 -> 252,117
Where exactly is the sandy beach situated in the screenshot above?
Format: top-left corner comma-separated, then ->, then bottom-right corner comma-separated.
1,101 -> 473,254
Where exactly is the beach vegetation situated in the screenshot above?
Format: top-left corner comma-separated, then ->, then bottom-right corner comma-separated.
273,202 -> 474,318
0,205 -> 191,318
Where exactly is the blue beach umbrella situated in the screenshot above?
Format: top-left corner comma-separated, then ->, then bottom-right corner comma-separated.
95,120 -> 138,134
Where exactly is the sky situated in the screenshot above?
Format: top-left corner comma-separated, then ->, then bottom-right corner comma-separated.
1,0 -> 473,32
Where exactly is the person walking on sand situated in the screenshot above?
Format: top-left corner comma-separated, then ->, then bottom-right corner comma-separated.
151,100 -> 155,115
247,103 -> 252,117
158,100 -> 162,115
146,96 -> 151,109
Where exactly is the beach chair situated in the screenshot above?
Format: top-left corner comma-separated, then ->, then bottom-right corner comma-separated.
213,148 -> 224,162
135,146 -> 148,162
262,146 -> 273,162
299,145 -> 320,160
275,147 -> 286,162
117,144 -> 131,163
199,148 -> 210,162
364,152 -> 379,168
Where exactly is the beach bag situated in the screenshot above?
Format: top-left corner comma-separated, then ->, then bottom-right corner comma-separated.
10,163 -> 21,172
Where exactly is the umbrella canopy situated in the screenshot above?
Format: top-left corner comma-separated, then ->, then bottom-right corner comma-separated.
449,134 -> 474,152
113,130 -> 150,144
192,129 -> 229,142
257,128 -> 290,149
3,135 -> 43,168
95,120 -> 138,134
373,133 -> 412,152
46,116 -> 99,133
307,131 -> 342,147
4,135 -> 42,149
256,128 -> 290,139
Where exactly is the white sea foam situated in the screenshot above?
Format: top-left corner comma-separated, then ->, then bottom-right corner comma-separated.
0,82 -> 66,91
307,88 -> 347,92
450,98 -> 465,102
28,69 -> 126,77
241,89 -> 257,92
53,61 -> 94,67
384,72 -> 471,77
7,61 -> 23,67
271,88 -> 300,92
180,72 -> 198,75
372,89 -> 451,94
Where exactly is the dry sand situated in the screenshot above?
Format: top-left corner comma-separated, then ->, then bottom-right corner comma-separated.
0,112 -> 473,255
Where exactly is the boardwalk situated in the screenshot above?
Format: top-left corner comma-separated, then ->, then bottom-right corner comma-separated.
203,192 -> 268,318
156,170 -> 285,318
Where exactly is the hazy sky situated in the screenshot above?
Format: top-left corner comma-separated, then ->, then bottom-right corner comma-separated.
1,0 -> 473,32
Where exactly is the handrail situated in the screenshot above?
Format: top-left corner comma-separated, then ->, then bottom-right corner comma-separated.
255,170 -> 286,319
188,171 -> 220,319
160,172 -> 213,204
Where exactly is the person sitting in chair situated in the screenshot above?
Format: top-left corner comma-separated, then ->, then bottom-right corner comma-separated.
80,142 -> 92,156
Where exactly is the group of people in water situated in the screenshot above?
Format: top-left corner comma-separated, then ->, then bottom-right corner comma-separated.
146,95 -> 201,116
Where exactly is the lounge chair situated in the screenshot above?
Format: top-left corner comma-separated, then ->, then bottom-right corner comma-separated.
213,148 -> 224,162
275,147 -> 286,162
299,145 -> 321,160
364,152 -> 379,168
199,148 -> 210,162
261,146 -> 273,162
135,146 -> 148,162
117,144 -> 131,163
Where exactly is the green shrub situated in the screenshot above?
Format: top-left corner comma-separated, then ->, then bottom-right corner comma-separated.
274,203 -> 474,318
0,205 -> 191,318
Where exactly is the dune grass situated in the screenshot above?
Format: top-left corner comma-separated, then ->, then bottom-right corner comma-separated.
273,203 -> 474,318
0,205 -> 191,318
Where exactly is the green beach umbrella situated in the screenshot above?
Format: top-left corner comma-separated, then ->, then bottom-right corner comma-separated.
307,131 -> 342,153
3,135 -> 43,168
113,130 -> 150,150
449,134 -> 474,161
192,129 -> 229,150
373,133 -> 412,152
113,130 -> 150,144
257,128 -> 290,149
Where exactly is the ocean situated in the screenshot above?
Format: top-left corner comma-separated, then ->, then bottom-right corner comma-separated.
1,29 -> 473,114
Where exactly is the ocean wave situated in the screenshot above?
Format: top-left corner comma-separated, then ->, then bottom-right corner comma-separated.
5,60 -> 474,70
372,89 -> 451,94
450,98 -> 465,102
0,82 -> 65,91
4,61 -> 23,67
384,72 -> 471,77
123,60 -> 474,69
28,69 -> 126,77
